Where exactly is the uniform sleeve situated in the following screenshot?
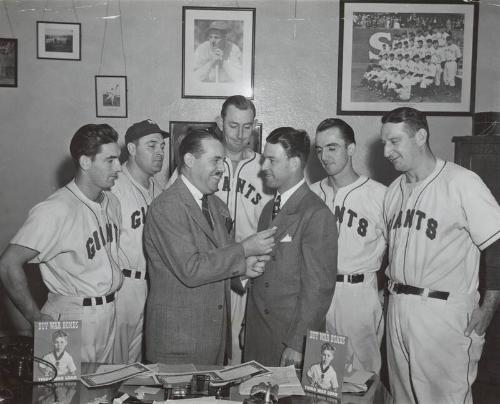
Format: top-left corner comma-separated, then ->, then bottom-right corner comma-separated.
456,171 -> 500,250
284,207 -> 337,350
144,198 -> 246,288
10,200 -> 68,263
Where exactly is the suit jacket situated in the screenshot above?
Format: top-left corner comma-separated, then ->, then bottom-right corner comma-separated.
244,182 -> 337,366
143,177 -> 246,365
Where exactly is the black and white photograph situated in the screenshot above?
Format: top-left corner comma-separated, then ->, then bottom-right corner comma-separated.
338,1 -> 478,115
182,7 -> 255,98
0,38 -> 17,87
95,75 -> 127,118
37,21 -> 81,60
168,120 -> 262,175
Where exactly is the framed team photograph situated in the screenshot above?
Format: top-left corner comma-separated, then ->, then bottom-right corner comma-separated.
0,38 -> 17,87
95,75 -> 127,118
37,21 -> 81,61
168,121 -> 262,175
337,0 -> 478,115
182,7 -> 255,99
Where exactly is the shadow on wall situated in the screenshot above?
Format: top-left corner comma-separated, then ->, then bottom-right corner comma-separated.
56,157 -> 76,188
0,264 -> 48,337
365,137 -> 399,186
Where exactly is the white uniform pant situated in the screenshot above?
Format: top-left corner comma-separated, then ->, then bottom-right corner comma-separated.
42,293 -> 117,363
443,60 -> 457,86
387,291 -> 484,404
325,273 -> 383,373
230,290 -> 246,365
114,276 -> 147,363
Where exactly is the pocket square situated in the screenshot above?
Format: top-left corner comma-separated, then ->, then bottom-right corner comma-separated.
280,234 -> 292,242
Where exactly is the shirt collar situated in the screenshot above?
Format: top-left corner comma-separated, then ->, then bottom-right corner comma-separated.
181,174 -> 204,209
277,178 -> 305,208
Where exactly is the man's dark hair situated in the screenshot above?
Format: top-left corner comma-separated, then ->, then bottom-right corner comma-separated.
316,118 -> 356,145
221,95 -> 256,119
266,127 -> 310,166
381,107 -> 430,144
70,124 -> 119,162
320,342 -> 335,353
178,128 -> 221,169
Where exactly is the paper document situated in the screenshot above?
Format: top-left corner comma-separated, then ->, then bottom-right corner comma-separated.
80,362 -> 150,388
239,365 -> 305,396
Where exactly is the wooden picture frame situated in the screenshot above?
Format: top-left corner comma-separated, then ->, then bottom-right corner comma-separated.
338,0 -> 478,115
0,38 -> 17,87
95,75 -> 128,118
37,21 -> 81,61
182,7 -> 256,99
168,121 -> 262,175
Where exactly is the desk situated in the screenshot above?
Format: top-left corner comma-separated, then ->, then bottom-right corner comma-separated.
2,364 -> 390,404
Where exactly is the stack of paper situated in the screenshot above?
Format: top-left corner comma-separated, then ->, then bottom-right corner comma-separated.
342,369 -> 375,393
238,365 -> 305,397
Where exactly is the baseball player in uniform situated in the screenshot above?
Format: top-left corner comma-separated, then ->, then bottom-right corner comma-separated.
443,35 -> 461,88
310,118 -> 387,374
167,96 -> 272,364
111,119 -> 168,363
381,107 -> 500,404
0,124 -> 123,363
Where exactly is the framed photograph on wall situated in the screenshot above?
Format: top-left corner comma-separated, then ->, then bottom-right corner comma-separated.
182,7 -> 256,99
338,0 -> 478,115
37,21 -> 81,61
95,75 -> 127,118
168,121 -> 262,175
0,38 -> 17,87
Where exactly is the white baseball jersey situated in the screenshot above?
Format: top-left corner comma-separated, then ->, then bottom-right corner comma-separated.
444,43 -> 461,61
111,164 -> 163,363
112,165 -> 163,273
11,180 -> 123,296
310,176 -> 387,275
384,159 -> 500,293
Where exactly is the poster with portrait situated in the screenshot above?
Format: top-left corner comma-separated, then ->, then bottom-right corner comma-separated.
33,320 -> 81,382
182,7 -> 255,99
301,330 -> 348,399
338,1 -> 478,115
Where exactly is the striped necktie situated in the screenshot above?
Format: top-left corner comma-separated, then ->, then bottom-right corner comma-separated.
272,194 -> 281,220
201,195 -> 214,230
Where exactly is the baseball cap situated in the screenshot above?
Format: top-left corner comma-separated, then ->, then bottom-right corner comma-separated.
206,21 -> 231,34
125,119 -> 169,144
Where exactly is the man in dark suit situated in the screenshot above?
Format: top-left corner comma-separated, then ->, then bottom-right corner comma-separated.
244,127 -> 338,367
143,129 -> 276,365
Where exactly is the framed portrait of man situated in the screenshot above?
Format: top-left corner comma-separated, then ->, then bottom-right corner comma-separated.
182,7 -> 255,99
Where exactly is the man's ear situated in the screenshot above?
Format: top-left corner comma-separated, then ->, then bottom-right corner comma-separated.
79,155 -> 92,171
184,153 -> 195,169
216,116 -> 223,132
127,142 -> 136,157
415,128 -> 428,147
347,142 -> 356,157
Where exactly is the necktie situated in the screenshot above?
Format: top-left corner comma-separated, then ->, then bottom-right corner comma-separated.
201,195 -> 214,230
272,195 -> 281,220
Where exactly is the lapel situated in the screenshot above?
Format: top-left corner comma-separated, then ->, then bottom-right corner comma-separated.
208,195 -> 230,247
271,182 -> 309,241
172,177 -> 219,247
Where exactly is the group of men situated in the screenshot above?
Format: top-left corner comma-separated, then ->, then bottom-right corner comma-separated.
361,30 -> 462,102
0,96 -> 499,404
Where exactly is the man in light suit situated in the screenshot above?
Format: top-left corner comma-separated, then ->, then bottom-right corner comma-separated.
244,127 -> 338,367
143,129 -> 276,365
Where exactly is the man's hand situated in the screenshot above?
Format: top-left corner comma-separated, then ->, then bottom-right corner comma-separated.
280,346 -> 303,368
245,255 -> 270,279
464,290 -> 500,336
241,227 -> 277,257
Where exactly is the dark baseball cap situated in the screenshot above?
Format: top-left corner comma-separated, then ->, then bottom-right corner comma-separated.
125,119 -> 169,144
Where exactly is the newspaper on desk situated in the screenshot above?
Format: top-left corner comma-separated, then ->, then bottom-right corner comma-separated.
80,362 -> 151,388
238,365 -> 305,397
154,360 -> 271,387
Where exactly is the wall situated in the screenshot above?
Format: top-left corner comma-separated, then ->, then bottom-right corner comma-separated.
0,0 -> 499,334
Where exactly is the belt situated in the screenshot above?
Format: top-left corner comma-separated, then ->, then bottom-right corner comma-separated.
82,291 -> 116,306
336,274 -> 364,284
123,269 -> 147,280
390,282 -> 449,300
